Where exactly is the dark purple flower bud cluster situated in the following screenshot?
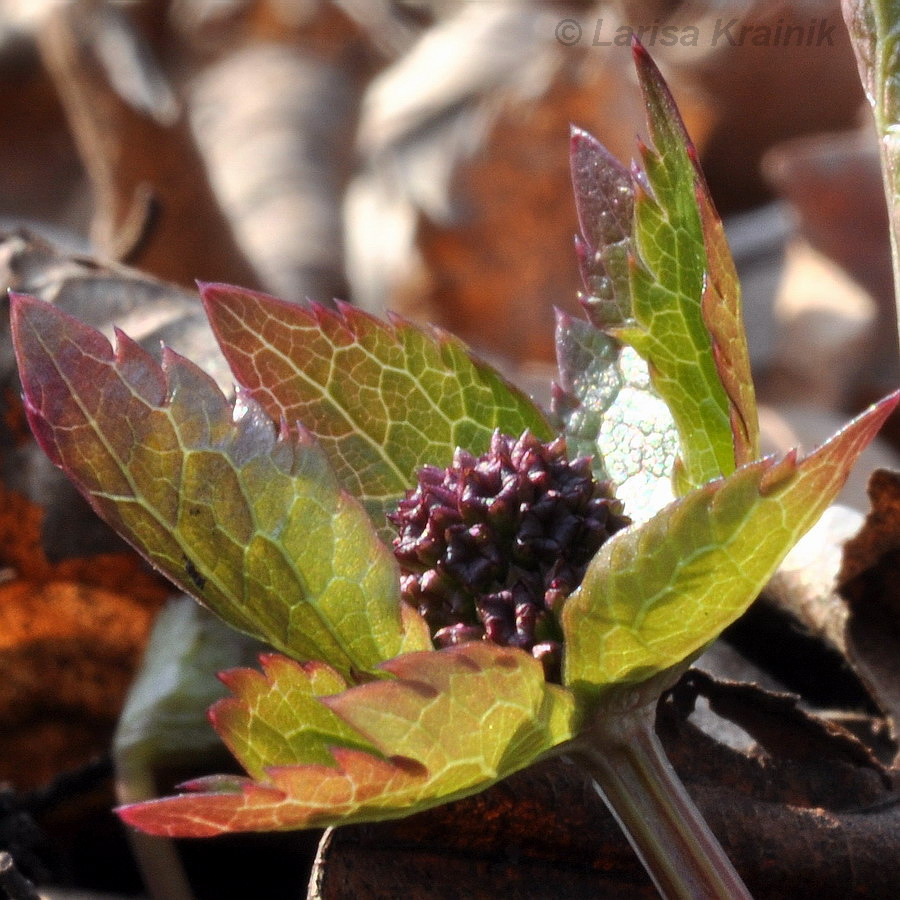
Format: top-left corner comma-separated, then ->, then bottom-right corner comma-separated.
389,431 -> 629,680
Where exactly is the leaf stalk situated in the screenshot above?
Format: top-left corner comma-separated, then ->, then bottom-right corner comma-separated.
568,704 -> 752,900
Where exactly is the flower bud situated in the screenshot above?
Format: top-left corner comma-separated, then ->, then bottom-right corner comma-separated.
390,431 -> 629,680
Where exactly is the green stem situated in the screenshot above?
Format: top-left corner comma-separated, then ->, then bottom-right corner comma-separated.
869,1 -> 900,353
568,704 -> 752,900
843,0 -> 900,351
115,757 -> 197,900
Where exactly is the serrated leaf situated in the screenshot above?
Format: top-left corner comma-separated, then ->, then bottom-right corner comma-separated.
211,654 -> 376,780
554,312 -> 676,522
561,126 -> 677,520
325,642 -> 577,789
10,294 -> 430,678
117,642 -> 578,837
199,284 -> 554,529
569,126 -> 634,327
611,43 -> 756,491
562,392 -> 900,701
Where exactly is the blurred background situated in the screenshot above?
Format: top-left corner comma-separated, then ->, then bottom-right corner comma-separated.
1,0 -> 897,405
2,1 -> 900,897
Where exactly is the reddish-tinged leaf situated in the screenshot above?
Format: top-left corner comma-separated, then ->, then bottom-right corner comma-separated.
118,642 -> 577,836
324,643 -> 577,793
118,748 -> 428,837
10,294 -> 429,678
198,283 -> 554,528
695,181 -> 758,468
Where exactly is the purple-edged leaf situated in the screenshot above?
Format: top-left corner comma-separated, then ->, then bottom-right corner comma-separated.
562,392 -> 900,700
199,284 -> 554,529
11,294 -> 430,678
117,642 -> 577,837
554,312 -> 676,522
570,126 -> 634,327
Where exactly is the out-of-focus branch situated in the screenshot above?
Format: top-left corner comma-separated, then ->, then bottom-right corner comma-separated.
35,1 -> 258,288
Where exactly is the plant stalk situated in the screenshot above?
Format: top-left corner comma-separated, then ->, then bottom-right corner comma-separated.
568,704 -> 752,900
115,760 -> 197,900
843,0 -> 900,352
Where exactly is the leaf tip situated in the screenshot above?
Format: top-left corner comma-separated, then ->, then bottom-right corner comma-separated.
758,448 -> 798,495
8,288 -> 35,311
569,124 -> 597,156
554,306 -> 573,329
9,290 -> 50,339
197,280 -> 233,306
631,33 -> 650,61
334,297 -> 355,318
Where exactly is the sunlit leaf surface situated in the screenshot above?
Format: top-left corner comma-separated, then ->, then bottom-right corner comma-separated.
117,642 -> 577,836
200,284 -> 553,529
562,51 -> 757,513
591,44 -> 758,492
11,294 -> 430,679
562,393 -> 899,701
554,313 -> 676,522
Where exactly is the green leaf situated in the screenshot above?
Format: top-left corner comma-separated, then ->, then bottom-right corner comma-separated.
554,312 -> 677,522
325,642 -> 577,789
199,284 -> 554,529
10,294 -> 430,678
212,654 -> 377,779
612,43 -> 756,491
562,392 -> 899,702
562,124 -> 678,521
117,642 -> 578,836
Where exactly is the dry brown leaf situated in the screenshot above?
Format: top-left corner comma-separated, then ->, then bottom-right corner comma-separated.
35,2 -> 259,288
839,469 -> 900,755
311,679 -> 900,900
0,482 -> 170,788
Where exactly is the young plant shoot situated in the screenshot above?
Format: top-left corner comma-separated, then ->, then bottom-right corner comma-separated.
10,42 -> 898,900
